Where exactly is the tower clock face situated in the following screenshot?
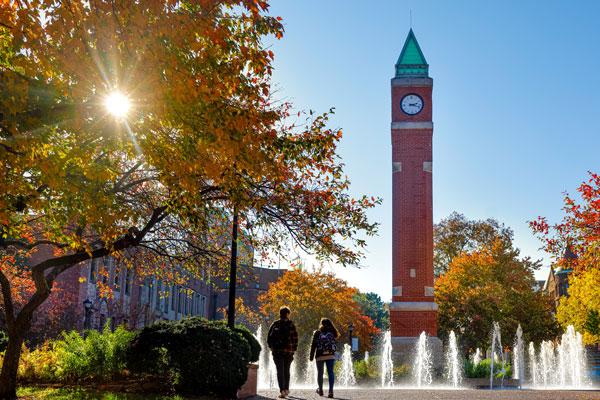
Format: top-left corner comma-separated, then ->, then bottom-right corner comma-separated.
400,94 -> 424,115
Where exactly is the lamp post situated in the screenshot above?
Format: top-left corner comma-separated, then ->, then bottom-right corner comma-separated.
227,206 -> 239,329
83,299 -> 93,330
348,322 -> 354,348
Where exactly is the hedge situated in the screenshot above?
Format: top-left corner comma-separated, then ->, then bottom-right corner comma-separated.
128,317 -> 260,398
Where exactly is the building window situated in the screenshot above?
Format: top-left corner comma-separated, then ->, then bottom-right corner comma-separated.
200,295 -> 206,318
171,285 -> 177,311
156,280 -> 162,309
90,258 -> 99,283
163,284 -> 169,313
125,269 -> 132,296
178,289 -> 183,314
114,265 -> 121,291
102,256 -> 111,284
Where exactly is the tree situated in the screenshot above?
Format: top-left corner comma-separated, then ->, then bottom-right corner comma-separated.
530,172 -> 600,344
555,268 -> 600,345
435,241 -> 559,353
434,212 -> 513,277
0,2 -> 378,397
531,172 -> 600,272
258,268 -> 379,366
353,292 -> 389,331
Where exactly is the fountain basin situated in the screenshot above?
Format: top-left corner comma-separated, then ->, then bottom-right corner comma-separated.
462,378 -> 521,389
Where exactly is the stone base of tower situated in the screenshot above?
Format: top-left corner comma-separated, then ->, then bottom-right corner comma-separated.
390,336 -> 443,371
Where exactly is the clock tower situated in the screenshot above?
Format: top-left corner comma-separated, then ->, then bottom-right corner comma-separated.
390,30 -> 439,344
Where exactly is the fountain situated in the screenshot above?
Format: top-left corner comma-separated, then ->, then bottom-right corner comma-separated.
256,325 -> 277,389
512,324 -> 525,385
527,325 -> 588,389
489,321 -> 506,389
339,343 -> 356,387
303,345 -> 317,388
413,331 -> 433,387
528,342 -> 538,387
381,330 -> 394,388
445,330 -> 462,387
255,323 -> 592,392
539,340 -> 555,387
472,348 -> 482,366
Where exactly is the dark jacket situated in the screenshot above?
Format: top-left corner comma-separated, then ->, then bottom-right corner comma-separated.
309,329 -> 337,361
267,318 -> 298,354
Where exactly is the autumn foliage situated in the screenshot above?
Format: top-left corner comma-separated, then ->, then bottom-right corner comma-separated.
435,241 -> 559,352
258,268 -> 379,355
531,172 -> 600,341
0,1 -> 378,397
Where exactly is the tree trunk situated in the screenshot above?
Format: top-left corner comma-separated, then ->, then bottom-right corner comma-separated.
0,330 -> 25,400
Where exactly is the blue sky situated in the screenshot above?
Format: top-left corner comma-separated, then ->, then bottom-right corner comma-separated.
266,0 -> 600,300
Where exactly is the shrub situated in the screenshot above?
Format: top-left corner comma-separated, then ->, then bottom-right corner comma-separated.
15,321 -> 135,384
235,324 -> 261,363
353,359 -> 370,382
18,342 -> 60,383
0,330 -> 7,352
353,355 -> 380,384
128,317 -> 253,398
393,363 -> 411,379
53,322 -> 135,382
464,358 -> 511,379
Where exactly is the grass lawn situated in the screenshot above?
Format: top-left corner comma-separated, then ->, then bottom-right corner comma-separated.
17,387 -> 216,400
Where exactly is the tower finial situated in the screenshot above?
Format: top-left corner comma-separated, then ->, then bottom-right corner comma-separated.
395,29 -> 429,77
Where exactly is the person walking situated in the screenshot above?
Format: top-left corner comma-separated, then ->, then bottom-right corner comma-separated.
309,318 -> 339,398
267,306 -> 298,398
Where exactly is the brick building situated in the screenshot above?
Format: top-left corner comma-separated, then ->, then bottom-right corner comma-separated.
12,244 -> 287,337
544,266 -> 572,311
53,254 -> 218,332
543,244 -> 577,311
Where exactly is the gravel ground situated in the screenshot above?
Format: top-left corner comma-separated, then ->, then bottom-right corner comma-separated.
254,389 -> 600,400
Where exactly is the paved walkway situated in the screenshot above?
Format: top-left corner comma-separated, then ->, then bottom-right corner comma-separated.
255,389 -> 600,400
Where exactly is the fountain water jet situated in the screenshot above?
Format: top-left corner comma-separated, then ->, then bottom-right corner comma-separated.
528,325 -> 588,389
381,331 -> 394,388
472,348 -> 482,366
303,345 -> 317,388
339,343 -> 356,387
413,331 -> 433,387
445,330 -> 462,387
528,342 -> 538,387
256,325 -> 277,389
489,322 -> 506,389
512,324 -> 525,385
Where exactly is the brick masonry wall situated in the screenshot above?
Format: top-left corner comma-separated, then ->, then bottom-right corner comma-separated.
390,80 -> 437,337
390,310 -> 437,337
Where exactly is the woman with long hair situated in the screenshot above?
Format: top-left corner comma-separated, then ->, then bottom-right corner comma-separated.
309,318 -> 339,398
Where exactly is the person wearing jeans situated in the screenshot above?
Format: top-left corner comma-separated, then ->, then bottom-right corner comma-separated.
309,318 -> 339,398
316,358 -> 335,396
267,306 -> 299,398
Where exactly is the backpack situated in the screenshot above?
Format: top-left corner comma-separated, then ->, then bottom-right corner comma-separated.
269,320 -> 291,350
316,331 -> 336,355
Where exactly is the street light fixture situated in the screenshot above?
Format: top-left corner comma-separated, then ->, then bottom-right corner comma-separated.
83,299 -> 94,330
348,322 -> 354,347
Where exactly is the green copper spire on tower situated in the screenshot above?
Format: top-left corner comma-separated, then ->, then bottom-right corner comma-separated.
395,29 -> 429,77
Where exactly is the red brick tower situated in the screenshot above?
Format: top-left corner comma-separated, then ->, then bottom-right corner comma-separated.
390,30 -> 438,342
